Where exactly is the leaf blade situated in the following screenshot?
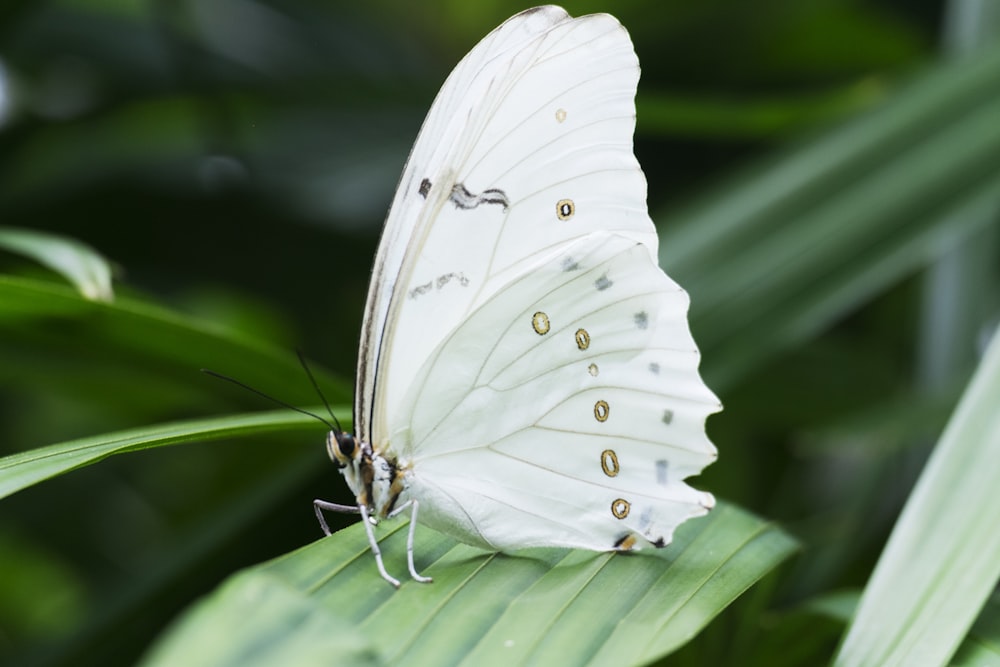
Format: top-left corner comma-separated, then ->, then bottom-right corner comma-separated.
833,331 -> 1000,666
139,501 -> 796,667
0,226 -> 114,301
0,410 -> 331,500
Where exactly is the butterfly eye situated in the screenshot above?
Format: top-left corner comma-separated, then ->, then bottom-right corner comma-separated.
326,432 -> 357,467
337,433 -> 357,458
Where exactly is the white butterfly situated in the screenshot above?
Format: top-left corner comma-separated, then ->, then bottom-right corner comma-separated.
314,5 -> 720,587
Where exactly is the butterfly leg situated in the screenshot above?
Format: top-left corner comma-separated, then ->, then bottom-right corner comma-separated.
357,503 -> 401,588
314,499 -> 400,587
387,500 -> 432,583
312,498 -> 360,536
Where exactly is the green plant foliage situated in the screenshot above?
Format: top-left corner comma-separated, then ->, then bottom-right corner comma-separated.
139,503 -> 795,667
0,407 -> 325,500
140,572 -> 382,667
951,593 -> 1000,667
0,227 -> 114,301
662,42 -> 1000,390
2,2 -> 999,666
834,330 -> 1000,667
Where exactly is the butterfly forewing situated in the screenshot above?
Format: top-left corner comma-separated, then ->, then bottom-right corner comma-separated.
357,8 -> 660,444
355,6 -> 579,442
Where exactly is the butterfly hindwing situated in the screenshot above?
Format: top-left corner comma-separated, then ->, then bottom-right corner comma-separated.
394,234 -> 718,552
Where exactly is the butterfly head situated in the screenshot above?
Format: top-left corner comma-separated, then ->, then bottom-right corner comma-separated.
326,430 -> 360,469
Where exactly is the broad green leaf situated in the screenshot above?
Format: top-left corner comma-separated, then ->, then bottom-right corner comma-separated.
0,409 -> 333,500
139,502 -> 797,667
140,571 -> 382,667
833,330 -> 1000,667
0,226 -> 114,301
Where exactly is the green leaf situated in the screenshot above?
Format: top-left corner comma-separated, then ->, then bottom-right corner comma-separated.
139,502 -> 797,667
0,275 -> 349,407
662,42 -> 1000,391
0,226 -> 114,301
637,84 -> 886,139
139,571 -> 383,667
833,330 -> 1000,666
951,592 -> 1000,667
0,409 -> 330,501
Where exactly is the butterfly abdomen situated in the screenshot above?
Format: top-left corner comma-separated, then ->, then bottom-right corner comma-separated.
380,460 -> 408,518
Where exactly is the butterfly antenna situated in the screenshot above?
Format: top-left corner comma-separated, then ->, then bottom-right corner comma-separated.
200,369 -> 337,432
295,349 -> 343,433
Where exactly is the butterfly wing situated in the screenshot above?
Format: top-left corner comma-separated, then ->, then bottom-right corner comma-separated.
393,233 -> 719,551
356,7 -> 719,553
356,7 -> 657,446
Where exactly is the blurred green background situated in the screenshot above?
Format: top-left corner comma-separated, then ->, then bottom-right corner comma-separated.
1,0 -> 998,665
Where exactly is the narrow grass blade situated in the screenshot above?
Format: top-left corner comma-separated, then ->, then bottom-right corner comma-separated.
0,409 -> 330,500
0,226 -> 114,301
833,330 -> 1000,666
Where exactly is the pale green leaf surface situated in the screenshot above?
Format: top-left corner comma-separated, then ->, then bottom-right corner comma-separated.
951,592 -> 1000,667
834,330 -> 1000,667
140,502 -> 797,667
810,590 -> 1000,667
0,226 -> 114,301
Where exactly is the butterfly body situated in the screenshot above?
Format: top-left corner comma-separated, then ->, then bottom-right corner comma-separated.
325,431 -> 406,520
315,5 -> 721,587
